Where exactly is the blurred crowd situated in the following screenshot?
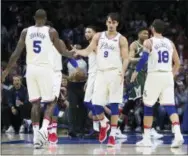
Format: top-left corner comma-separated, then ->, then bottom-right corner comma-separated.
1,0 -> 188,135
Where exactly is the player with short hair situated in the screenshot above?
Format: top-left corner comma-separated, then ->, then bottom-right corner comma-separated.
71,12 -> 129,146
131,19 -> 184,148
2,9 -> 74,149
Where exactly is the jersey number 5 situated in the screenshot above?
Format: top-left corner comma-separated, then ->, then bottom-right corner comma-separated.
33,40 -> 41,53
158,51 -> 169,63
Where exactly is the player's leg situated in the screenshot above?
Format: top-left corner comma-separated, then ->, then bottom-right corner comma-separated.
137,73 -> 161,147
92,71 -> 109,142
107,69 -> 124,147
160,73 -> 184,148
26,66 -> 41,148
36,67 -> 56,145
84,73 -> 100,131
48,71 -> 62,144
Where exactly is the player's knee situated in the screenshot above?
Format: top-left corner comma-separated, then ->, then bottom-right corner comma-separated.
53,104 -> 59,116
84,101 -> 96,115
110,103 -> 119,115
144,105 -> 153,116
93,105 -> 104,115
163,105 -> 177,116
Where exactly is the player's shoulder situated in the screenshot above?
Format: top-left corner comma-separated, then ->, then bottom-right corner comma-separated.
93,32 -> 101,40
119,35 -> 128,45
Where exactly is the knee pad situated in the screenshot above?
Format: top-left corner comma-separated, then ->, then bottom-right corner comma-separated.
93,105 -> 104,115
53,104 -> 59,116
164,105 -> 177,116
144,105 -> 153,116
110,103 -> 119,115
84,101 -> 96,116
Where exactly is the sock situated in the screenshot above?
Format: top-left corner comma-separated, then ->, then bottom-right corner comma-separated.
144,125 -> 151,137
48,123 -> 52,134
100,117 -> 107,128
110,125 -> 117,137
51,122 -> 57,134
41,117 -> 50,131
32,123 -> 39,136
93,120 -> 99,131
172,122 -> 181,136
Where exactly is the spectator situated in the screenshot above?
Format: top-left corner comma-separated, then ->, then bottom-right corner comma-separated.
6,75 -> 31,133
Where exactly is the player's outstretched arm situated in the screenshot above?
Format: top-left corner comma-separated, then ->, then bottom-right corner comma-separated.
73,33 -> 100,57
120,36 -> 129,79
130,39 -> 151,82
50,28 -> 74,58
129,42 -> 140,62
172,42 -> 180,77
2,28 -> 27,81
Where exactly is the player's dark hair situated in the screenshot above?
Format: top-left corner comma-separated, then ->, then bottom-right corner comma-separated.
86,25 -> 98,32
107,12 -> 120,22
152,19 -> 165,34
137,27 -> 148,34
35,9 -> 47,19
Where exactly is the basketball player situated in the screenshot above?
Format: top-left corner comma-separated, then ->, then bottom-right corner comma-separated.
71,13 -> 129,146
131,19 -> 184,148
47,40 -> 65,144
2,9 -> 74,149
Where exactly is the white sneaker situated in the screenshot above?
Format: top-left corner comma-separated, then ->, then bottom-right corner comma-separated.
116,128 -> 127,139
36,129 -> 48,147
135,126 -> 142,132
171,135 -> 184,148
150,128 -> 163,139
93,121 -> 99,132
136,135 -> 152,147
19,125 -> 25,133
6,126 -> 15,133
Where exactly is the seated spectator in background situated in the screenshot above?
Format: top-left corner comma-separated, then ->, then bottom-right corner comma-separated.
5,75 -> 31,133
175,81 -> 188,122
1,84 -> 10,132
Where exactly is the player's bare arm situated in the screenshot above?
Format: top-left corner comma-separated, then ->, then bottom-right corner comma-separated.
130,39 -> 151,82
171,42 -> 181,77
2,28 -> 27,82
120,36 -> 129,80
73,33 -> 100,57
49,28 -> 74,58
129,42 -> 140,62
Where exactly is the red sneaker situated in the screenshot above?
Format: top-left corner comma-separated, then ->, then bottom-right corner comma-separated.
107,136 -> 115,147
49,133 -> 58,144
99,123 -> 110,143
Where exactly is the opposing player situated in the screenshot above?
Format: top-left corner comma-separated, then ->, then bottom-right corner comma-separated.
71,13 -> 129,146
131,19 -> 184,148
2,9 -> 74,149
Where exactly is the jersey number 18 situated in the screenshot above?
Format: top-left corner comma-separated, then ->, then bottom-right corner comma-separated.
33,40 -> 41,53
158,51 -> 169,63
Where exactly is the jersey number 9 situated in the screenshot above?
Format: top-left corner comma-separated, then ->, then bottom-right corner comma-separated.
104,51 -> 108,58
33,40 -> 41,53
158,51 -> 169,63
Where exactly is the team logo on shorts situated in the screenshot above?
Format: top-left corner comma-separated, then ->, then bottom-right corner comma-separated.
143,90 -> 147,97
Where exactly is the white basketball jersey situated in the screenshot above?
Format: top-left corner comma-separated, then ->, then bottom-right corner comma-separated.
97,31 -> 122,70
148,37 -> 173,72
25,26 -> 54,68
51,46 -> 62,71
88,52 -> 97,74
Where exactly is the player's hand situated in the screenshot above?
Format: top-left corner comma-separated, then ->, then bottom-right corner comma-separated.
11,107 -> 17,115
70,45 -> 78,58
119,72 -> 124,85
2,70 -> 9,82
130,71 -> 138,83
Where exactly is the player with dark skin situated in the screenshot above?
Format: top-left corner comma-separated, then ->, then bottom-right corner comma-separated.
2,9 -> 74,140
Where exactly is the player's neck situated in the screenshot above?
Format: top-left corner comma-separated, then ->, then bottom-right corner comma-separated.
35,23 -> 45,27
153,33 -> 163,39
106,31 -> 117,37
138,39 -> 144,45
